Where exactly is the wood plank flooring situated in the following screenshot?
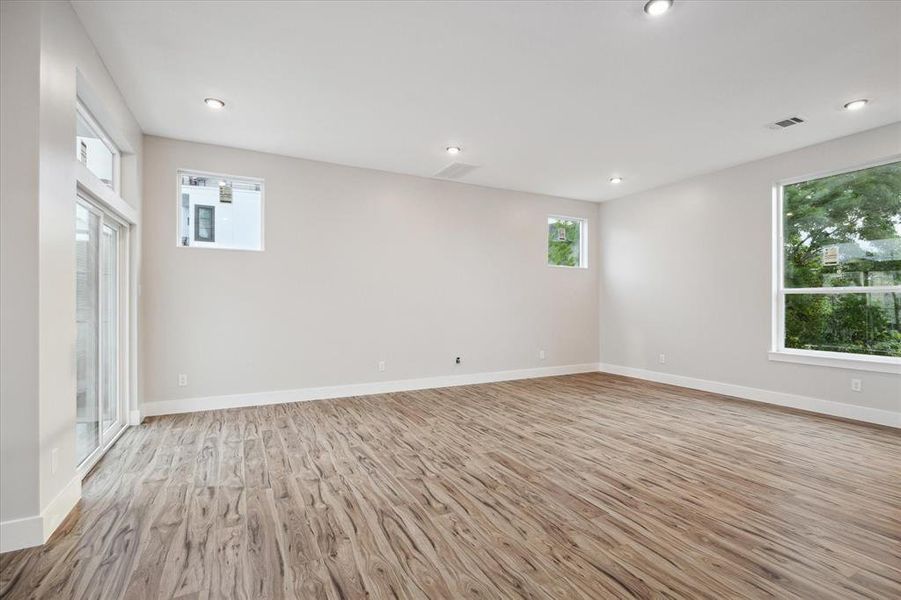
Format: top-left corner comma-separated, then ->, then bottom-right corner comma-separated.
1,372 -> 899,599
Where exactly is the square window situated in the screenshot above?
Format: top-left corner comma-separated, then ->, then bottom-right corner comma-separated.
76,103 -> 119,190
548,216 -> 587,268
178,171 -> 263,250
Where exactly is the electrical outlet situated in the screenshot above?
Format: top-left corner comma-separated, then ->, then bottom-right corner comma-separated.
378,360 -> 386,372
455,356 -> 462,365
539,349 -> 546,360
850,378 -> 862,392
178,373 -> 188,387
50,447 -> 59,474
658,353 -> 666,364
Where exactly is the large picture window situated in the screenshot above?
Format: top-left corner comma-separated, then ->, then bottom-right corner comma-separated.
774,159 -> 901,368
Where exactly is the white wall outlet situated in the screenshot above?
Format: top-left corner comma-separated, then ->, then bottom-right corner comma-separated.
850,378 -> 862,392
178,373 -> 188,387
378,360 -> 386,372
50,447 -> 59,474
658,353 -> 666,364
539,349 -> 546,360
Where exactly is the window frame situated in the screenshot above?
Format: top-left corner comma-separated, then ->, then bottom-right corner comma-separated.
770,155 -> 901,374
547,215 -> 589,269
74,191 -> 132,477
76,100 -> 121,193
175,168 -> 265,252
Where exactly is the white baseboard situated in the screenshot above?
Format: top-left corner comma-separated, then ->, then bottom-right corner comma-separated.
598,363 -> 900,428
0,474 -> 81,553
0,514 -> 43,553
142,363 -> 601,417
128,409 -> 142,426
42,474 -> 81,541
143,361 -> 899,426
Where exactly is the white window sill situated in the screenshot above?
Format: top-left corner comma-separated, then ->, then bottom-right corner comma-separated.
768,349 -> 901,375
75,160 -> 137,224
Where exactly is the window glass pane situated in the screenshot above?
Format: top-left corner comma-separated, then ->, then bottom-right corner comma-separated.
179,172 -> 262,250
76,110 -> 116,189
783,161 -> 901,288
76,204 -> 100,463
101,224 -> 118,433
785,292 -> 901,357
548,217 -> 583,267
195,205 -> 215,242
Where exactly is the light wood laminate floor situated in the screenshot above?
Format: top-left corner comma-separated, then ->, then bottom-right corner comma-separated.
1,373 -> 899,599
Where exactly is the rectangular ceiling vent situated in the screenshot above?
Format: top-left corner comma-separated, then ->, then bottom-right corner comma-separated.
768,116 -> 805,130
433,162 -> 479,180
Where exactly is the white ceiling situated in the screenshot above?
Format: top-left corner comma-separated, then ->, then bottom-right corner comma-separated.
72,1 -> 901,202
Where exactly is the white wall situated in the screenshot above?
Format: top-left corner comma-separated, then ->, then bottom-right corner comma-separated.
598,123 -> 901,422
1,0 -> 42,531
141,135 -> 599,411
0,0 -> 143,552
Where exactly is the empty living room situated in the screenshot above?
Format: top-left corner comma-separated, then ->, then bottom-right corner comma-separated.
1,0 -> 900,598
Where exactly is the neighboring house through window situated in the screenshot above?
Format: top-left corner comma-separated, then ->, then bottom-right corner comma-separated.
178,170 -> 263,250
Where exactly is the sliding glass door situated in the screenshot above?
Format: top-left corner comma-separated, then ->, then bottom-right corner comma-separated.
76,197 -> 126,467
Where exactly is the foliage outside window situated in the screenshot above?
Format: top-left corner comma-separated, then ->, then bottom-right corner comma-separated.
548,216 -> 587,268
780,160 -> 901,358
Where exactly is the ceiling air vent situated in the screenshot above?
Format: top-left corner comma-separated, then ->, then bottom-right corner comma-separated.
433,162 -> 479,180
768,116 -> 805,130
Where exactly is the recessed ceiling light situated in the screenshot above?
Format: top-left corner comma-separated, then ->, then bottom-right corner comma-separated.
843,99 -> 869,111
446,146 -> 462,155
204,97 -> 226,109
609,176 -> 623,184
644,0 -> 673,16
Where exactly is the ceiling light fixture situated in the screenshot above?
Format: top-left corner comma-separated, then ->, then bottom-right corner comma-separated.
609,176 -> 623,184
204,97 -> 226,109
644,0 -> 673,17
446,146 -> 462,155
842,98 -> 869,111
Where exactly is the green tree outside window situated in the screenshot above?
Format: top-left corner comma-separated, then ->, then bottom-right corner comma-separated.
548,218 -> 584,267
782,161 -> 901,357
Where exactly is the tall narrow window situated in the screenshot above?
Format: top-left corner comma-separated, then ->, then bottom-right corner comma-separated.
548,216 -> 588,268
776,160 -> 901,362
76,198 -> 126,466
75,203 -> 100,464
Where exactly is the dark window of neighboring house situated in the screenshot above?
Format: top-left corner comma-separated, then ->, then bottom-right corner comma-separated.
194,205 -> 215,242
